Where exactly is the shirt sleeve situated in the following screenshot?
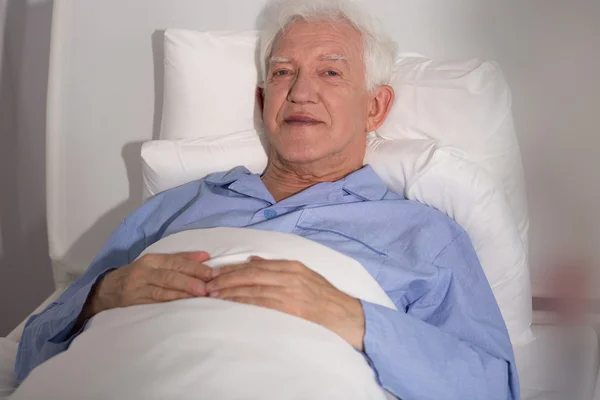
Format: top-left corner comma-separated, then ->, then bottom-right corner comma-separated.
14,183 -> 202,383
361,232 -> 520,400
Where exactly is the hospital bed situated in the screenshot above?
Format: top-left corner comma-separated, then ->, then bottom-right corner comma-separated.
1,1 -> 599,399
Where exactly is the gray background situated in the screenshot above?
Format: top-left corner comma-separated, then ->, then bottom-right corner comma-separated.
0,0 -> 54,336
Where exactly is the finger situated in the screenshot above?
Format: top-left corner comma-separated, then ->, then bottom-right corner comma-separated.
225,296 -> 283,311
211,262 -> 249,278
138,285 -> 196,303
252,259 -> 329,284
207,268 -> 292,293
134,298 -> 156,305
213,259 -> 294,278
209,285 -> 284,300
179,251 -> 211,263
163,255 -> 214,282
149,269 -> 207,296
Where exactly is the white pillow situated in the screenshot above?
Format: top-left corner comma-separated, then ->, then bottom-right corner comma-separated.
365,137 -> 531,346
161,31 -> 261,139
142,130 -> 268,199
382,57 -> 529,251
159,29 -> 529,251
141,133 -> 533,345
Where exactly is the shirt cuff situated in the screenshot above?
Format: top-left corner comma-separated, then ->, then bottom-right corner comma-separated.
15,269 -> 116,383
48,268 -> 115,344
360,300 -> 403,392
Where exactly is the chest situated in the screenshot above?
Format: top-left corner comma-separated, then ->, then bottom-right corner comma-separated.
166,196 -> 444,290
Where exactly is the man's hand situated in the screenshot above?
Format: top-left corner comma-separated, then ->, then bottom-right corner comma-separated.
206,257 -> 366,350
84,251 -> 213,319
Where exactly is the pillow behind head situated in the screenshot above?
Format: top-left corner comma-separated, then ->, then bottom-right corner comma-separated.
159,29 -> 528,251
160,30 -> 261,140
143,130 -> 267,199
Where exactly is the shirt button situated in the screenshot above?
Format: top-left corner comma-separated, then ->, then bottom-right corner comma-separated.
263,209 -> 277,219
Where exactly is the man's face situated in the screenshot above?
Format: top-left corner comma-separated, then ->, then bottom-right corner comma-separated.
261,20 -> 370,167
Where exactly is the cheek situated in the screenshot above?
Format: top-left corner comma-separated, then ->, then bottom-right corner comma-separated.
325,92 -> 367,130
263,88 -> 288,123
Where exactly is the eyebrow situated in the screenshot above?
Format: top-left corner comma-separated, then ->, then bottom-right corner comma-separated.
269,56 -> 291,64
269,54 -> 348,64
320,53 -> 348,62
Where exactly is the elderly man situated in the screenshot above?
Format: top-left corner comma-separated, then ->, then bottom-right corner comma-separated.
15,0 -> 519,398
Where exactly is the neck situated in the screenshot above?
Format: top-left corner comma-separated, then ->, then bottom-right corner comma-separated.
261,153 -> 361,202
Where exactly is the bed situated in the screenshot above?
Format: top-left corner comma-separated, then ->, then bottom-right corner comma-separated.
1,0 -> 598,399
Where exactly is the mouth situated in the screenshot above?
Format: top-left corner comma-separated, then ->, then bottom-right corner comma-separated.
284,114 -> 323,126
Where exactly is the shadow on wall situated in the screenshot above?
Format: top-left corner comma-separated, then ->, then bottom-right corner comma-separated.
55,31 -> 166,286
58,141 -> 148,288
0,0 -> 55,336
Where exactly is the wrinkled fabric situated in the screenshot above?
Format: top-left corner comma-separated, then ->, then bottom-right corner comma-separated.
16,165 -> 518,399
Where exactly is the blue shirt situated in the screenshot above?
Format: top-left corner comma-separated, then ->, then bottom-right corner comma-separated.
15,165 -> 519,399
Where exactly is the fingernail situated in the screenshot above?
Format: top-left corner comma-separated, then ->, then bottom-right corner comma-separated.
195,283 -> 206,296
209,291 -> 219,298
190,251 -> 209,261
250,256 -> 263,261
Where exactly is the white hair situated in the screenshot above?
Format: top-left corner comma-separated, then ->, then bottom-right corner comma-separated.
258,0 -> 398,92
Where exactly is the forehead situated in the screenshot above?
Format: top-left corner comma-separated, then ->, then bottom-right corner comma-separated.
272,20 -> 364,61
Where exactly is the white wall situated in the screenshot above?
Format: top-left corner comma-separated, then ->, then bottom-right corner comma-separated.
485,1 -> 600,288
0,0 -> 54,336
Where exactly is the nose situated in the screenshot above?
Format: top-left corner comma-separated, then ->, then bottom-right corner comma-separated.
287,70 -> 318,104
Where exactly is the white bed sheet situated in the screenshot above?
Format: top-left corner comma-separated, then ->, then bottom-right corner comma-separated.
1,325 -> 597,399
0,338 -> 17,400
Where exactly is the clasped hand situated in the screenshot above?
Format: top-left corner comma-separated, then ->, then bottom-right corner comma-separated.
90,252 -> 365,350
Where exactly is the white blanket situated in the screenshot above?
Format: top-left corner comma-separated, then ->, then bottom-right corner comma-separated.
12,228 -> 397,400
0,339 -> 17,400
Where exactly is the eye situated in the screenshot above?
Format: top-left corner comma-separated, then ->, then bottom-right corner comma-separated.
324,70 -> 339,77
273,70 -> 290,77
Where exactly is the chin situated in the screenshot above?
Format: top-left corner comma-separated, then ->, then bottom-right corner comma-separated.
270,131 -> 326,164
278,149 -> 326,164
273,141 -> 331,164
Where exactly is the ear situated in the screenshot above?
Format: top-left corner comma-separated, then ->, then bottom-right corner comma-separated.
256,86 -> 265,114
365,85 -> 395,132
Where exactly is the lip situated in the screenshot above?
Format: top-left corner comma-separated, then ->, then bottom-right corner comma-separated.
284,113 -> 323,125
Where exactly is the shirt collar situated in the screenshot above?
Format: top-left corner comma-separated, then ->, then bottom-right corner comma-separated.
340,164 -> 388,201
204,166 -> 253,186
206,166 -> 276,204
205,165 -> 388,204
